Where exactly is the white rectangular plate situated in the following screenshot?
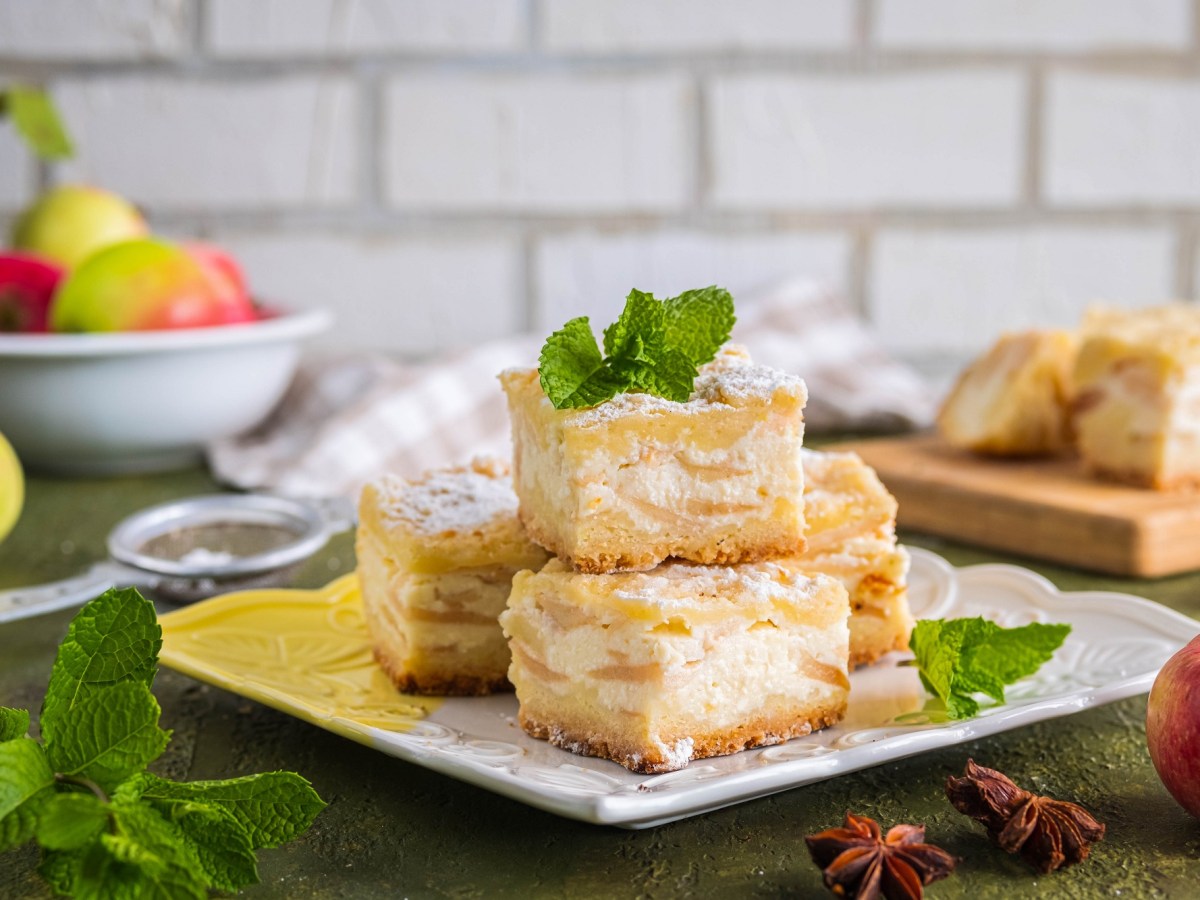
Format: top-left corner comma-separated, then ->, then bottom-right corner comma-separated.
159,548 -> 1200,829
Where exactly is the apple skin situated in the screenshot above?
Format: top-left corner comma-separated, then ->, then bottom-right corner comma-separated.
1146,633 -> 1200,818
0,431 -> 23,547
184,242 -> 249,299
0,252 -> 65,332
11,184 -> 148,269
50,238 -> 258,332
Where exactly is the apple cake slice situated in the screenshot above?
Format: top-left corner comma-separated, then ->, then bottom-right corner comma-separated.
357,458 -> 550,695
499,346 -> 808,574
500,558 -> 850,774
797,449 -> 913,668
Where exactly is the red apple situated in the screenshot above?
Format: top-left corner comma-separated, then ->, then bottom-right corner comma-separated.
184,242 -> 249,299
11,185 -> 148,269
50,238 -> 257,332
0,252 -> 65,333
1146,633 -> 1200,818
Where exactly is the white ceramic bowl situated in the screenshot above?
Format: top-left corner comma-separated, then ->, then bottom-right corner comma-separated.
0,309 -> 331,475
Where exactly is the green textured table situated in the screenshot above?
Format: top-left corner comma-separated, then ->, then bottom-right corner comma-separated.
3,467 -> 1200,899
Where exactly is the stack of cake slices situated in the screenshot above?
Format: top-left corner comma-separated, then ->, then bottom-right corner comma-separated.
356,346 -> 914,773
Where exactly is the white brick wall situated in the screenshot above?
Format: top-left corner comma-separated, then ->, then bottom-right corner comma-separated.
4,1 -> 1200,360
54,77 -> 358,210
708,72 -> 1025,209
384,75 -> 693,212
0,0 -> 189,60
0,130 -> 33,213
534,230 -> 849,329
215,233 -> 522,353
206,0 -> 527,56
1045,72 -> 1200,206
541,0 -> 854,53
871,227 -> 1175,355
876,0 -> 1191,51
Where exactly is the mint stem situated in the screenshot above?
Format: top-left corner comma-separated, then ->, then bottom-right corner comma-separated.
54,772 -> 110,804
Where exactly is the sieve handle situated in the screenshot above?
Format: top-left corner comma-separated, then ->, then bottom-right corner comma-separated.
0,562 -> 153,626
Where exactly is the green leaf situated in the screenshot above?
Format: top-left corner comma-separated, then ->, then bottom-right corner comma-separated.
0,706 -> 29,741
909,616 -> 1071,720
95,801 -> 207,899
39,849 -> 84,896
160,800 -> 259,891
35,793 -> 109,851
125,771 -> 326,849
662,286 -> 735,369
0,737 -> 55,852
538,286 -> 739,410
539,317 -> 625,409
45,681 -> 170,792
2,85 -> 74,160
42,587 -> 161,754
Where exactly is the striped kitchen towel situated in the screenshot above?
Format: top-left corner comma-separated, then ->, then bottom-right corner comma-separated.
208,279 -> 935,498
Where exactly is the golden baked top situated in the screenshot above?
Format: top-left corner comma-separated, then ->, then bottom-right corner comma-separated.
1080,305 -> 1200,365
358,458 -> 549,573
802,450 -> 897,548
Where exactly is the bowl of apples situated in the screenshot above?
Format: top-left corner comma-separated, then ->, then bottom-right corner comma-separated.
0,185 -> 330,474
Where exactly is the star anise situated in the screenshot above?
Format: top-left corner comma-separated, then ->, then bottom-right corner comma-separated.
805,812 -> 958,899
945,759 -> 1105,874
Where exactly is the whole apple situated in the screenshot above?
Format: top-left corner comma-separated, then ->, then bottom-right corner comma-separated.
1146,633 -> 1200,818
0,252 -> 64,332
12,184 -> 148,269
50,238 -> 257,332
0,431 -> 23,546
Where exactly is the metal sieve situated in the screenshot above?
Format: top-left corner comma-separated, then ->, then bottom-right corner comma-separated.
0,493 -> 355,625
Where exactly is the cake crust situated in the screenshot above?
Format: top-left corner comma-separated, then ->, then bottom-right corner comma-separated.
517,701 -> 847,775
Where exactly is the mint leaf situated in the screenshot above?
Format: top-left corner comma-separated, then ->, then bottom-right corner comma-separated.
539,317 -> 626,408
160,800 -> 259,891
38,849 -> 83,895
2,85 -> 74,160
0,706 -> 29,741
98,801 -> 207,899
41,586 -> 161,733
124,771 -> 326,849
0,738 -> 54,852
909,617 -> 1071,720
539,286 -> 738,409
35,793 -> 108,851
45,681 -> 169,792
663,286 -> 735,368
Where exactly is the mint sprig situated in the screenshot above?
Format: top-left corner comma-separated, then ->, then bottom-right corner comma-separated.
539,286 -> 735,409
0,588 -> 325,897
909,617 -> 1071,720
0,85 -> 74,160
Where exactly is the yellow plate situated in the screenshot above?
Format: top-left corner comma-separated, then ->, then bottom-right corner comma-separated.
158,574 -> 441,744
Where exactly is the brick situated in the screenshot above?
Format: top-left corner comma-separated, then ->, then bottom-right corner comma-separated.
206,0 -> 526,56
384,75 -> 692,211
212,233 -> 522,354
709,72 -> 1024,209
870,228 -> 1174,355
876,0 -> 1190,51
54,77 -> 357,210
533,229 -> 849,329
0,128 -> 35,213
540,0 -> 853,52
0,0 -> 188,60
1046,73 -> 1200,206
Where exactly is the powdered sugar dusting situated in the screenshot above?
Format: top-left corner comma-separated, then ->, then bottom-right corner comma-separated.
608,560 -> 826,610
377,457 -> 518,536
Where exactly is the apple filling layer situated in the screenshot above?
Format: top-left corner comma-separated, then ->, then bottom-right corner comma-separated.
500,558 -> 850,774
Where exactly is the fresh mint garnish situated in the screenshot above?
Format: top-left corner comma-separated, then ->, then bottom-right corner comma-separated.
539,286 -> 735,409
909,617 -> 1071,720
0,587 -> 325,897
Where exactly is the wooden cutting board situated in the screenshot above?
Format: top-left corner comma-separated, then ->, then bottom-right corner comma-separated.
835,433 -> 1200,577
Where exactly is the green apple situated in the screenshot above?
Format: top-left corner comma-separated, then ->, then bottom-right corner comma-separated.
50,238 -> 257,332
0,431 -> 23,546
11,184 -> 148,268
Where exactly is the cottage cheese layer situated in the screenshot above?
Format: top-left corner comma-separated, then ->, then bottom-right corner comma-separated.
1074,306 -> 1200,490
499,346 -> 808,574
500,558 -> 850,774
357,458 -> 550,695
797,450 -> 913,668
